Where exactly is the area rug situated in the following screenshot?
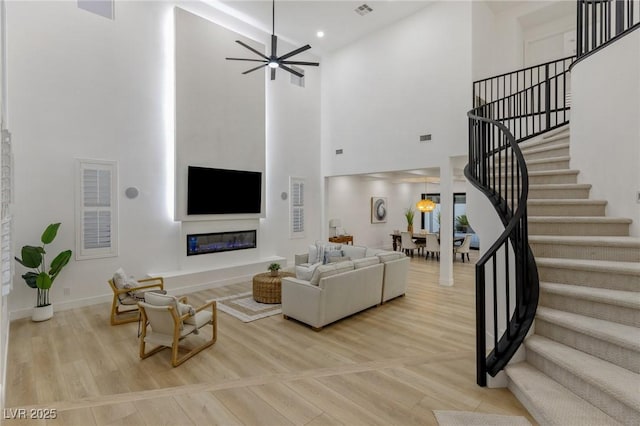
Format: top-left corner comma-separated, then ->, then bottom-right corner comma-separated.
433,410 -> 531,426
212,291 -> 282,323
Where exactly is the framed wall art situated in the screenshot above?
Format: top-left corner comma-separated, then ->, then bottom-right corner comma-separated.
371,197 -> 387,223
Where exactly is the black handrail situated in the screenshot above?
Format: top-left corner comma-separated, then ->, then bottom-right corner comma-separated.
577,0 -> 640,57
466,56 -> 574,386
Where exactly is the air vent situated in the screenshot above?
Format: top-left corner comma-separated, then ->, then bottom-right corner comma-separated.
336,149 -> 344,155
419,134 -> 432,142
355,4 -> 373,16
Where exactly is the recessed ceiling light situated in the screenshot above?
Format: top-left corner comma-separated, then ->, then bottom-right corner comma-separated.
316,31 -> 325,38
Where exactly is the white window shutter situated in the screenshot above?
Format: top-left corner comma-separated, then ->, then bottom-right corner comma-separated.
75,160 -> 118,259
290,177 -> 305,238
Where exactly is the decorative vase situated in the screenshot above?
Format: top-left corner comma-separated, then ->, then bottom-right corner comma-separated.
270,270 -> 279,277
407,225 -> 413,233
32,304 -> 53,322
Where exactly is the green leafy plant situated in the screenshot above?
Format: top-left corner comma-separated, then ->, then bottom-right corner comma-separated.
15,223 -> 72,307
455,214 -> 472,232
404,207 -> 415,227
268,263 -> 281,272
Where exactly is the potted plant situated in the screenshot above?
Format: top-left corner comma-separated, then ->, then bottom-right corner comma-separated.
404,207 -> 415,233
268,263 -> 281,277
455,214 -> 471,233
15,223 -> 72,322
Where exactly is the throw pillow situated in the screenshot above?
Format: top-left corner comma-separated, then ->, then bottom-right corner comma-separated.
308,245 -> 319,264
323,249 -> 344,264
295,262 -> 321,281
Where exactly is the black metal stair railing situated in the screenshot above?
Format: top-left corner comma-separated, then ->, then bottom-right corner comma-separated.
577,0 -> 640,57
467,0 -> 639,388
466,56 -> 574,386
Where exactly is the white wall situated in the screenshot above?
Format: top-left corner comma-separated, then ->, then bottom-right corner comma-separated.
472,1 -> 498,81
571,30 -> 640,236
326,175 -> 468,250
6,0 -> 322,317
321,1 -> 472,177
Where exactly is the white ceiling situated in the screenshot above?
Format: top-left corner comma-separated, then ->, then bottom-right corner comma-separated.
218,0 -> 437,57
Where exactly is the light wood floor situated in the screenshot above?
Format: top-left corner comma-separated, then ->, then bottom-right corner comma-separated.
5,252 -> 535,425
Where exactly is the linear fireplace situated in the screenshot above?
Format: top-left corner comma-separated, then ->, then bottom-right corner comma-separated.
187,230 -> 256,256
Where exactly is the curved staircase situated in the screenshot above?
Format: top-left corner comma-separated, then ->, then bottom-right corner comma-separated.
504,127 -> 640,425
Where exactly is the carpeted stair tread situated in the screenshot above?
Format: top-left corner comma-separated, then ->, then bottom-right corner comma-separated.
525,335 -> 640,412
521,142 -> 569,155
540,282 -> 640,309
529,216 -> 631,224
497,155 -> 570,165
527,199 -> 607,206
536,257 -> 640,275
519,131 -> 569,151
528,169 -> 579,177
506,362 -> 621,425
536,307 -> 640,352
529,235 -> 640,247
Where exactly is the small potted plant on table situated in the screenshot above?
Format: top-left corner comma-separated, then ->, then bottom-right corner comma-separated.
268,263 -> 281,277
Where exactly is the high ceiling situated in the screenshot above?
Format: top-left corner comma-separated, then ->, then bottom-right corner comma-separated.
218,0 -> 436,56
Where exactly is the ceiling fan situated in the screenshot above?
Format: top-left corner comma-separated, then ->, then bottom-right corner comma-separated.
226,0 -> 320,80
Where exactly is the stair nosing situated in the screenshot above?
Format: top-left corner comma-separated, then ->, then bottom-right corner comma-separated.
540,281 -> 640,309
536,257 -> 640,274
529,216 -> 632,224
527,199 -> 607,205
536,306 -> 640,351
525,335 -> 640,411
522,142 -> 570,155
528,183 -> 591,189
529,235 -> 640,247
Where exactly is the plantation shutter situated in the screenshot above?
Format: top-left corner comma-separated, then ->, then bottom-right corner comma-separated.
290,177 -> 305,238
75,160 -> 118,259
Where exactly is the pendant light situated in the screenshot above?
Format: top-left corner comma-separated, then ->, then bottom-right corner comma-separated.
416,178 -> 435,212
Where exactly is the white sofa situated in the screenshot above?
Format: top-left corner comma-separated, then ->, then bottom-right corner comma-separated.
281,244 -> 409,330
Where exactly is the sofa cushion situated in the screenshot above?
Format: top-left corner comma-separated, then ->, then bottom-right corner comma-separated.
377,251 -> 405,263
327,255 -> 351,264
309,260 -> 354,286
295,262 -> 322,281
365,248 -> 385,257
352,256 -> 380,269
308,245 -> 319,263
342,245 -> 367,260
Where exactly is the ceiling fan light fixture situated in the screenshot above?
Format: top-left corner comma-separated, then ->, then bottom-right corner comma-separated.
225,0 -> 319,81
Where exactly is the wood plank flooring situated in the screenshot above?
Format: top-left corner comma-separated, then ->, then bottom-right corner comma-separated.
4,252 -> 536,425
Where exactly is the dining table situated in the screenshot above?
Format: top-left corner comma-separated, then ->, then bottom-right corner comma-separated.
390,232 -> 465,251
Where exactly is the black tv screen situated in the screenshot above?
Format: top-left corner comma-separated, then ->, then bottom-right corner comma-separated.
187,166 -> 262,215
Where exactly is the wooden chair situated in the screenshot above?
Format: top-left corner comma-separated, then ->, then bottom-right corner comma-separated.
454,234 -> 472,262
138,293 -> 217,367
108,276 -> 164,325
425,233 -> 441,260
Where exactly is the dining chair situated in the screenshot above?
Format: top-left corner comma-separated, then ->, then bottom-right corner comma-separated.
454,234 -> 472,262
400,231 -> 423,257
425,233 -> 441,260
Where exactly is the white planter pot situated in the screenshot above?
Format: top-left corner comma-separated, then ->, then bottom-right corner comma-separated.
32,304 -> 53,322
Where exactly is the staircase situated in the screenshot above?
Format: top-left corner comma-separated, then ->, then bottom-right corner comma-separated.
504,126 -> 640,425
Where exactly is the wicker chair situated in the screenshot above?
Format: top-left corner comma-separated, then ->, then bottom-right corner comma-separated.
138,292 -> 217,367
108,276 -> 164,325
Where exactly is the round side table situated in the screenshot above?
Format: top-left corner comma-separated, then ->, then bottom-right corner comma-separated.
252,271 -> 295,304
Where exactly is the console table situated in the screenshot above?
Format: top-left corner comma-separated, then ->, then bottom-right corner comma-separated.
329,235 -> 353,245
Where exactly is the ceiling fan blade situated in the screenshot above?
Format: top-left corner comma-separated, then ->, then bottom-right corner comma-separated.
242,64 -> 268,75
279,64 -> 304,78
278,44 -> 311,61
226,58 -> 268,63
271,68 -> 276,81
235,40 -> 269,60
281,61 -> 320,66
271,34 -> 278,58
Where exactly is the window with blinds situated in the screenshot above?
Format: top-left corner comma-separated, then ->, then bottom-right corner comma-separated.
290,177 -> 305,238
75,159 -> 118,260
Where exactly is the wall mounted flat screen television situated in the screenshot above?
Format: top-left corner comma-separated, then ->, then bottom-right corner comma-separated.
187,166 -> 262,215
